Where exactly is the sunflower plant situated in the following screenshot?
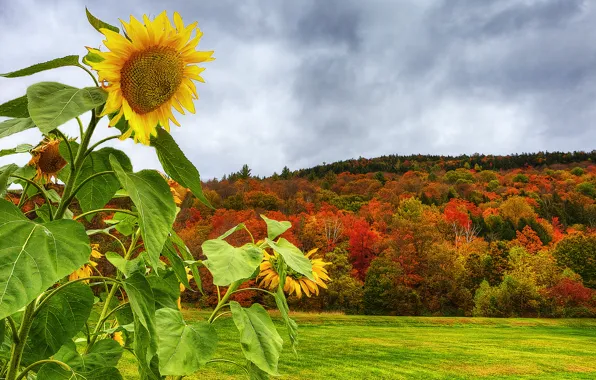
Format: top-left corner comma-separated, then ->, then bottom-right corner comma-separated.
0,9 -> 325,380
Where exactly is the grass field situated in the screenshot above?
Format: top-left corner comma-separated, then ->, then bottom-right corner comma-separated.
119,310 -> 596,380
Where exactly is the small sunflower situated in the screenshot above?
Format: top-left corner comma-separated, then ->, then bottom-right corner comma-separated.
28,137 -> 67,183
259,248 -> 331,298
88,11 -> 214,145
69,244 -> 103,283
112,331 -> 125,346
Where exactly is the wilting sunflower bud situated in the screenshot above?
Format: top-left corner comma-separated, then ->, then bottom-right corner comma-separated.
28,138 -> 67,183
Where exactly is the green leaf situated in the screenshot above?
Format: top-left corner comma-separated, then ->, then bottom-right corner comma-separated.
162,240 -> 191,289
147,270 -> 180,310
73,147 -> 132,217
86,7 -> 119,34
265,238 -> 314,281
260,215 -> 291,240
110,156 -> 177,269
202,240 -> 263,286
134,316 -> 160,380
0,117 -> 36,139
83,49 -> 105,66
0,199 -> 91,320
27,82 -> 107,133
0,144 -> 32,158
169,231 -> 203,294
151,128 -> 213,208
36,339 -> 124,379
0,164 -> 18,198
122,273 -> 156,335
274,287 -> 298,354
156,308 -> 218,376
230,302 -> 283,375
217,223 -> 246,240
0,95 -> 29,118
0,55 -> 80,78
248,362 -> 270,380
0,319 -> 5,347
23,282 -> 94,364
105,252 -> 143,278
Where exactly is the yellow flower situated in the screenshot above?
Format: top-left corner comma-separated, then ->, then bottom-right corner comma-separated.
88,11 -> 214,145
113,331 -> 125,346
69,244 -> 103,283
28,137 -> 67,183
258,248 -> 331,298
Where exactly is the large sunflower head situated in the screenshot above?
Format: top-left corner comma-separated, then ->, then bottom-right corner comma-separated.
258,248 -> 331,298
88,11 -> 214,145
28,137 -> 67,183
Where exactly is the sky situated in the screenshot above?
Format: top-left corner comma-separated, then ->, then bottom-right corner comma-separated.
1,0 -> 595,179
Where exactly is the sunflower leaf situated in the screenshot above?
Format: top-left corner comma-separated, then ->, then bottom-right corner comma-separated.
0,55 -> 80,78
274,287 -> 298,355
0,118 -> 36,139
73,147 -> 132,219
260,215 -> 291,240
169,230 -> 204,294
0,144 -> 32,158
202,240 -> 263,286
110,156 -> 177,269
22,282 -> 94,365
156,308 -> 218,376
0,95 -> 29,118
27,82 -> 107,133
35,339 -> 124,379
151,128 -> 213,209
264,238 -> 314,281
230,302 -> 283,376
0,164 -> 18,198
0,199 -> 91,320
86,7 -> 119,34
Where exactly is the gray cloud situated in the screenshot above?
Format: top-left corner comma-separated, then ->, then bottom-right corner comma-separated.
1,0 -> 595,179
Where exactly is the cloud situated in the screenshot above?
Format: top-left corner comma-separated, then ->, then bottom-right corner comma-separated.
1,0 -> 595,180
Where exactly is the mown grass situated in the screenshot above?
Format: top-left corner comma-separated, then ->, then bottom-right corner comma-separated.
119,309 -> 596,379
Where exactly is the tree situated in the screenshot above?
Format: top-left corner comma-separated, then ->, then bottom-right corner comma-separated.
348,219 -> 380,281
553,233 -> 596,288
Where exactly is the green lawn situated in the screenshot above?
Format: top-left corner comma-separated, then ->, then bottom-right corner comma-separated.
119,310 -> 596,379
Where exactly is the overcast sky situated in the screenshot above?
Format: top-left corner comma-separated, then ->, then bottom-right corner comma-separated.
1,0 -> 595,179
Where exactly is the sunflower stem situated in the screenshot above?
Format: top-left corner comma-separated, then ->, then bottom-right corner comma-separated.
54,110 -> 98,220
77,63 -> 100,87
85,135 -> 120,158
73,208 -> 136,221
208,282 -> 240,324
15,359 -> 72,380
5,302 -> 35,380
53,129 -> 75,167
63,171 -> 115,211
9,175 -> 53,220
17,183 -> 30,208
87,229 -> 140,351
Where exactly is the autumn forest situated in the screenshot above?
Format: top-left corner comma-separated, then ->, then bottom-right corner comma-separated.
18,150 -> 596,318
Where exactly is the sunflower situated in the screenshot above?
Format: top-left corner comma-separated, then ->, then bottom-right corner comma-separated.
112,331 -> 125,346
28,137 -> 67,183
258,248 -> 331,298
69,244 -> 103,283
88,11 -> 214,145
